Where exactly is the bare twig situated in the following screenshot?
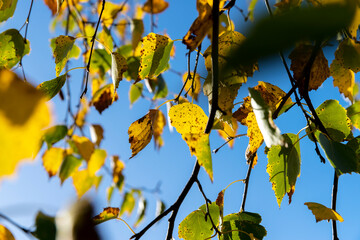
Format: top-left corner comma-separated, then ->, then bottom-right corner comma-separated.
240,151 -> 256,212
0,213 -> 32,236
331,171 -> 339,240
174,50 -> 192,102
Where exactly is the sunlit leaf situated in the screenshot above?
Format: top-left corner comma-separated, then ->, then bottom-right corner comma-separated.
89,124 -> 104,147
153,74 -> 168,99
91,84 -> 118,114
266,133 -> 301,207
218,118 -> 238,148
120,192 -> 136,216
43,0 -> 57,15
111,155 -> 125,190
88,49 -> 111,78
137,33 -> 173,81
88,149 -> 106,176
178,203 -> 220,240
99,26 -> 114,52
42,147 -> 65,178
37,74 -> 66,100
32,211 -> 56,240
129,82 -> 143,105
182,72 -> 201,101
331,58 -> 355,102
0,70 -> 51,178
169,103 -> 213,181
0,29 -> 29,69
289,43 -> 330,93
317,133 -> 358,175
51,35 -> 76,76
315,100 -> 352,142
135,197 -> 147,227
75,97 -> 88,128
93,207 -> 120,225
0,225 -> 15,240
152,110 -> 166,149
59,154 -> 82,184
111,52 -> 128,90
42,125 -> 68,149
156,200 -> 166,217
124,56 -> 141,81
99,1 -> 128,27
347,101 -> 360,129
142,0 -> 169,14
73,169 -> 95,198
107,186 -> 115,204
72,135 -> 95,161
0,0 -> 18,23
334,38 -> 360,73
131,19 -> 144,51
305,202 -> 344,222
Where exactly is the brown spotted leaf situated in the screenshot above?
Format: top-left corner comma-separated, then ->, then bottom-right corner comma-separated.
111,52 -> 128,90
91,84 -> 118,114
52,35 -> 76,76
93,207 -> 120,225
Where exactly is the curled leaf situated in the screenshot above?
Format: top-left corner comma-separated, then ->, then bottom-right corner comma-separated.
37,74 -> 66,100
111,52 -> 128,90
93,207 -> 120,225
305,202 -> 344,222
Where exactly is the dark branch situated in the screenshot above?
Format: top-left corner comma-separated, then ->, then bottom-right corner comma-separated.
174,50 -> 192,102
0,213 -> 32,235
331,171 -> 339,240
240,151 -> 256,212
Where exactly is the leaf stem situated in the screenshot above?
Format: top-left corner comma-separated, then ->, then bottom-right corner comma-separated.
332,171 -> 339,240
240,151 -> 256,212
116,217 -> 136,235
64,66 -> 87,75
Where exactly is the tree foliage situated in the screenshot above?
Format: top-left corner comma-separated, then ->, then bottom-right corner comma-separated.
0,0 -> 360,239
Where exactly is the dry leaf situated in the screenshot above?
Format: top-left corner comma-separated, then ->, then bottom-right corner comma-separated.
42,147 -> 65,177
305,202 -> 344,222
142,0 -> 169,14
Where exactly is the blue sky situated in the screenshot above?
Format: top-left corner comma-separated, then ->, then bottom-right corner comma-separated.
1,0 -> 360,239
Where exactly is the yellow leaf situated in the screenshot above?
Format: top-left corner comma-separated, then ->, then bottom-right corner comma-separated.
43,0 -> 57,15
111,155 -> 125,191
0,225 -> 15,240
142,0 -> 169,14
93,207 -> 120,225
88,149 -> 106,176
334,38 -> 360,73
116,19 -> 128,41
289,43 -> 330,93
134,4 -> 144,19
169,103 -> 213,181
42,147 -> 65,177
98,1 -> 128,27
305,202 -> 344,222
73,170 -> 95,198
75,97 -> 88,128
91,84 -> 118,114
182,72 -> 201,101
151,109 -> 166,149
331,58 -> 355,102
111,52 -> 128,90
72,135 -> 95,161
0,70 -> 51,178
218,118 -> 238,148
90,124 -> 104,147
128,111 -> 154,158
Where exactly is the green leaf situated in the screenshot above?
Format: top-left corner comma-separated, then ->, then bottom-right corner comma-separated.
51,35 -> 76,76
0,0 -> 18,22
228,3 -> 355,67
117,44 -> 132,58
59,154 -> 82,183
347,101 -> 360,130
266,133 -> 301,207
315,100 -> 352,142
249,87 -> 284,148
131,19 -> 144,50
334,38 -> 360,73
124,56 -> 140,81
111,52 -> 128,90
43,125 -> 68,149
37,74 -> 66,100
129,82 -> 143,105
137,33 -> 173,81
0,29 -> 28,69
135,197 -> 147,227
153,74 -> 168,99
221,212 -> 267,240
99,26 -> 113,52
120,192 -> 136,216
178,203 -> 220,240
317,133 -> 358,175
32,211 -> 56,240
90,49 -> 111,78
93,207 -> 120,225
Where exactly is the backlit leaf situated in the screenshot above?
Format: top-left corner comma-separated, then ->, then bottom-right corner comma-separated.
218,118 -> 238,148
347,101 -> 360,129
0,0 -> 17,22
0,29 -> 29,69
156,200 -> 166,217
37,74 -> 66,100
89,124 -> 104,147
124,56 -> 140,81
169,103 -> 213,181
111,52 -> 128,90
315,100 -> 352,142
135,197 -> 147,227
0,225 -> 14,240
59,154 -> 82,183
51,35 -> 76,76
32,211 -> 56,240
153,74 -> 168,99
331,58 -> 355,102
182,72 -> 201,101
305,202 -> 344,222
43,0 -> 57,15
142,0 -> 169,14
111,155 -> 125,190
289,43 -> 330,93
73,169 -> 95,198
317,133 -> 358,175
334,38 -> 360,73
266,133 -> 301,207
93,207 -> 120,225
120,192 -> 136,216
137,33 -> 174,81
152,110 -> 166,149
42,147 -> 65,178
91,84 -> 118,114
42,125 -> 68,149
129,82 -> 143,105
99,26 -> 113,52
72,135 -> 95,161
99,1 -> 128,27
131,19 -> 144,51
88,149 -> 106,176
0,70 -> 51,178
75,97 -> 88,128
178,202 -> 220,240
88,49 -> 111,78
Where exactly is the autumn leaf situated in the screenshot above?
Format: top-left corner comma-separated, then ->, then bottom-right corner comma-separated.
151,110 -> 166,149
0,70 -> 51,178
305,202 -> 344,222
347,101 -> 360,130
169,103 -> 213,181
182,72 -> 201,101
59,154 -> 82,183
334,38 -> 360,73
37,74 -> 66,100
89,124 -> 104,147
129,82 -> 143,105
131,19 -> 144,51
289,43 -> 330,93
142,0 -> 169,14
75,97 -> 89,128
135,197 -> 147,227
218,118 -> 238,148
51,35 -> 76,76
99,26 -> 114,52
0,0 -> 17,22
331,58 -> 355,102
137,33 -> 173,81
93,207 -> 120,225
73,169 -> 96,198
42,147 -> 65,177
42,125 -> 68,149
111,52 -> 128,90
91,84 -> 118,114
0,225 -> 15,240
88,149 -> 106,176
32,211 -> 56,240
72,135 -> 95,161
120,192 -> 136,216
111,155 -> 125,191
99,1 -> 128,27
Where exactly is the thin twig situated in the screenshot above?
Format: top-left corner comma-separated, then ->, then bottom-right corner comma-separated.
0,213 -> 32,235
331,171 -> 339,240
240,151 -> 256,212
174,50 -> 191,102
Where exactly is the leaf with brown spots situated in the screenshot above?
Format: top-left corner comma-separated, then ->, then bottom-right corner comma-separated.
93,207 -> 120,225
111,52 -> 128,91
142,0 -> 169,14
111,155 -> 125,191
51,35 -> 76,76
169,103 -> 213,181
289,43 -> 330,93
91,84 -> 118,114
